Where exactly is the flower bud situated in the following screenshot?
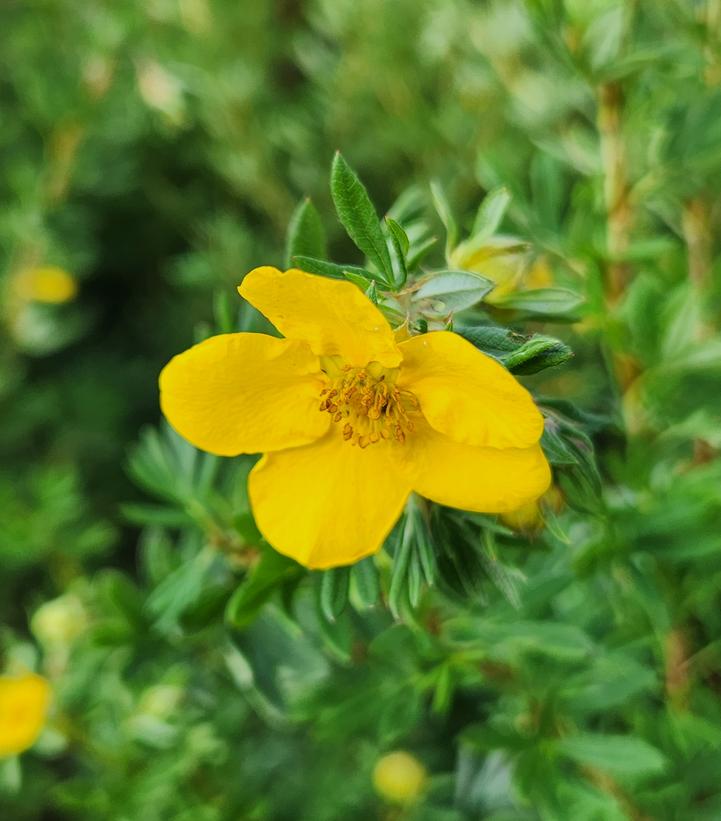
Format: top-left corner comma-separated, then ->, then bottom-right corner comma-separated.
14,266 -> 77,305
31,595 -> 87,648
372,750 -> 427,805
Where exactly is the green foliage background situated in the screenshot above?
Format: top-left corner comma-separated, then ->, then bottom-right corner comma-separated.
2,0 -> 721,818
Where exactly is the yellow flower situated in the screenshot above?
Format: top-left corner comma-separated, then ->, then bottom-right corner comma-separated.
14,266 -> 78,304
373,750 -> 428,804
0,673 -> 51,758
159,267 -> 550,569
451,240 -> 554,305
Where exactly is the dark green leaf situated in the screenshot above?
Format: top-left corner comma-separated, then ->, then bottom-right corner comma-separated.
226,550 -> 303,629
290,254 -> 384,284
285,198 -> 327,267
319,566 -> 351,622
330,152 -> 393,283
352,557 -> 381,608
385,217 -> 408,288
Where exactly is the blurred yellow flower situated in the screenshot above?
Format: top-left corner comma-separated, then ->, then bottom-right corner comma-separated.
0,673 -> 51,758
451,239 -> 553,304
14,266 -> 78,304
160,267 -> 550,568
32,594 -> 87,648
372,750 -> 427,804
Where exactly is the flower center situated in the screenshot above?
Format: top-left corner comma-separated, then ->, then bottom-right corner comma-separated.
318,358 -> 418,448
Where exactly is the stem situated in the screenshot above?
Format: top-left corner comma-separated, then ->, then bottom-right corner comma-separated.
597,82 -> 631,305
682,198 -> 712,290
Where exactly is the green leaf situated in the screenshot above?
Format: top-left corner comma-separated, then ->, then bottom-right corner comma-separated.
541,425 -> 579,466
457,325 -> 573,374
389,520 -> 414,619
290,254 -> 384,285
491,288 -> 584,320
226,550 -> 303,629
330,152 -> 393,283
556,734 -> 668,778
352,557 -> 381,608
430,180 -> 458,258
385,217 -> 410,255
503,335 -> 573,374
447,618 -> 594,661
472,186 -> 511,242
318,566 -> 351,623
406,235 -> 438,270
213,289 -> 236,334
285,198 -> 327,267
384,217 -> 408,288
415,270 -> 495,313
478,529 -> 522,609
456,324 -> 526,357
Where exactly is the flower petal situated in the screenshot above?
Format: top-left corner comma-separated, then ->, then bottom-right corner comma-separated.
398,331 -> 544,448
239,266 -> 401,368
160,333 -> 329,456
0,673 -> 51,757
248,431 -> 411,568
399,416 -> 551,513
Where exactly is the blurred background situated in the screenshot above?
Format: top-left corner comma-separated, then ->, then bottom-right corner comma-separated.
2,0 -> 721,818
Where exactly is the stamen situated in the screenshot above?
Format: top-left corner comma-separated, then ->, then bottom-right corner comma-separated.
318,361 -> 417,447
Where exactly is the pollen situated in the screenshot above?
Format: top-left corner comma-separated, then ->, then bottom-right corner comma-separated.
319,359 -> 418,447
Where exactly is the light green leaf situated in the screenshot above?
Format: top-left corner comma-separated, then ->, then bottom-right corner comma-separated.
491,287 -> 584,319
415,270 -> 495,313
430,180 -> 458,258
472,186 -> 512,242
556,734 -> 668,778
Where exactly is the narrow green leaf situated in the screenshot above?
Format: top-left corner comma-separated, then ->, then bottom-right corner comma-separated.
472,186 -> 511,241
385,217 -> 410,255
407,551 -> 423,608
285,198 -> 327,267
330,152 -> 393,282
389,519 -> 414,619
319,566 -> 351,623
431,663 -> 454,714
430,180 -> 458,258
213,289 -> 236,334
406,234 -> 438,271
353,557 -> 381,608
291,255 -> 386,285
541,425 -> 579,466
226,551 -> 302,629
385,218 -> 408,288
478,529 -> 522,609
